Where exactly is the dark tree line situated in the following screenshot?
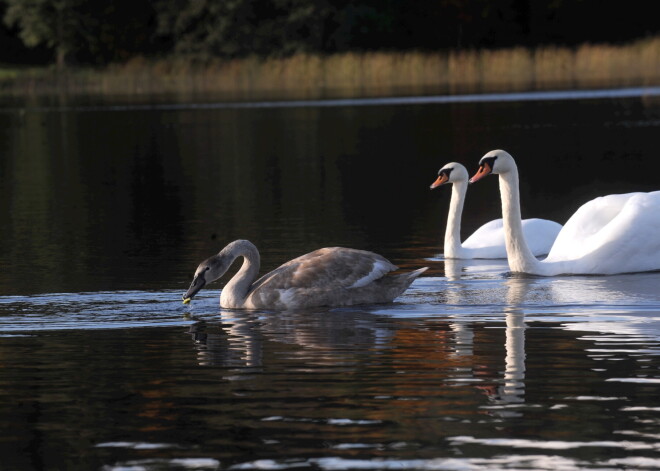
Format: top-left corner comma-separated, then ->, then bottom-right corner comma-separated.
1,0 -> 658,68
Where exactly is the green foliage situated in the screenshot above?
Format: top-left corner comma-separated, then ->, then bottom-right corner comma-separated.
1,0 -> 158,67
1,0 -> 658,67
3,0 -> 84,67
154,0 -> 335,59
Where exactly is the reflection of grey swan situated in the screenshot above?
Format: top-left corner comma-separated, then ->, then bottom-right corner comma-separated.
430,162 -> 561,259
470,150 -> 660,275
183,240 -> 427,309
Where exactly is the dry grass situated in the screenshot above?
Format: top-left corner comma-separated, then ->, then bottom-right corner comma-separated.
1,37 -> 659,99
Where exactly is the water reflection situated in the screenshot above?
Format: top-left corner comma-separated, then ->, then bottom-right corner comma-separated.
440,256 -> 660,313
3,93 -> 660,470
440,257 -> 510,281
186,309 -> 396,369
188,313 -> 264,368
2,279 -> 660,469
499,278 -> 530,408
184,280 -> 536,413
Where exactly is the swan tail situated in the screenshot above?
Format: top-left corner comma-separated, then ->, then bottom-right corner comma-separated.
405,267 -> 429,279
386,266 -> 428,298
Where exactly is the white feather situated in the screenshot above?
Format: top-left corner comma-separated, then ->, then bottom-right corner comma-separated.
349,260 -> 391,288
434,162 -> 562,259
477,150 -> 660,275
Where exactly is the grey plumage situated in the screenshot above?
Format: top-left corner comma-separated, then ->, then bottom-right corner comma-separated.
183,240 -> 427,310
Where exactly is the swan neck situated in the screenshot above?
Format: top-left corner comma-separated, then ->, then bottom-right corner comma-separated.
499,169 -> 539,273
221,241 -> 261,307
444,180 -> 467,257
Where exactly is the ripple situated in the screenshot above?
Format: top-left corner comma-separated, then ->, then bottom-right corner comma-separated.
449,435 -> 660,451
607,378 -> 660,384
96,441 -> 182,450
229,455 -> 603,470
261,416 -> 381,426
102,458 -> 220,470
567,396 -> 626,401
0,290 -> 217,332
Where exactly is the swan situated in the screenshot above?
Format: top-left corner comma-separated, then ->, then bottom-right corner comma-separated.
182,239 -> 428,309
469,149 -> 660,275
430,162 -> 562,259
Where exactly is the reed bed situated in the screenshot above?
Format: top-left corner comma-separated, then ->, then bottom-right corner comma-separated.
1,37 -> 659,99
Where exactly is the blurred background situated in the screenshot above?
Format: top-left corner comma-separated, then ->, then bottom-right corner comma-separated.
1,0 -> 658,66
0,0 -> 659,100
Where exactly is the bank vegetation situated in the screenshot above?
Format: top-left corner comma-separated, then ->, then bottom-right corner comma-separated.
1,36 -> 659,100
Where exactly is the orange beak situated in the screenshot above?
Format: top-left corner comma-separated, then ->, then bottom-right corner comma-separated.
429,173 -> 449,189
469,162 -> 492,184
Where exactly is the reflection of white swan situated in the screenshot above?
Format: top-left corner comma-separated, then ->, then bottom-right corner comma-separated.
183,240 -> 427,309
470,150 -> 660,275
498,278 -> 530,407
501,310 -> 526,405
443,257 -> 511,281
430,162 -> 561,259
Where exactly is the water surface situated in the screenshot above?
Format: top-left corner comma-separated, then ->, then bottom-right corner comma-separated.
1,89 -> 660,470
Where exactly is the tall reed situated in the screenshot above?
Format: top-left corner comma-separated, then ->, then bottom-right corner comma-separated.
1,37 -> 659,99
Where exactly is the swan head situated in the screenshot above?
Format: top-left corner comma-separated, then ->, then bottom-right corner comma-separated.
182,253 -> 231,303
469,149 -> 515,183
429,162 -> 469,189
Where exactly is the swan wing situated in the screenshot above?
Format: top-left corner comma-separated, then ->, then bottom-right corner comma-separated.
545,191 -> 660,273
462,218 -> 562,257
520,218 -> 563,256
547,193 -> 636,260
462,219 -> 505,250
249,247 -> 398,294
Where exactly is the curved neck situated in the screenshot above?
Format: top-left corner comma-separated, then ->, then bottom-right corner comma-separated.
444,180 -> 467,258
499,169 -> 540,273
220,241 -> 261,307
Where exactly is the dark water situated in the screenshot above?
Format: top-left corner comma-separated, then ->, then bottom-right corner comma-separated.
1,90 -> 660,470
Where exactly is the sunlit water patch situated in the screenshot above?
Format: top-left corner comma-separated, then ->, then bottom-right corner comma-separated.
225,454 -> 660,471
3,270 -> 660,337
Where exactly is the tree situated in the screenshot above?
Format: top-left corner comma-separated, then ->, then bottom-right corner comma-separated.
2,0 -> 161,67
154,0 -> 335,59
2,0 -> 86,69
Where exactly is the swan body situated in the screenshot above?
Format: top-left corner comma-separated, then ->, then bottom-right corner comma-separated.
183,239 -> 428,309
430,162 -> 562,259
469,149 -> 660,275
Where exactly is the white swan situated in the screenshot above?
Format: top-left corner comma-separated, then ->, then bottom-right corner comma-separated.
183,239 -> 428,309
430,162 -> 562,259
469,149 -> 660,275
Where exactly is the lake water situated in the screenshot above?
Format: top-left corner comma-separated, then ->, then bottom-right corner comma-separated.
1,89 -> 660,470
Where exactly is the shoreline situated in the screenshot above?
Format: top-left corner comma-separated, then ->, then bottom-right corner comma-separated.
3,86 -> 660,113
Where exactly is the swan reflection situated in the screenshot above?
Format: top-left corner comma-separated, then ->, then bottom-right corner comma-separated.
183,278 -> 535,414
442,257 -> 510,281
188,311 -> 263,368
187,309 -> 395,369
444,257 -> 660,315
498,277 -> 532,407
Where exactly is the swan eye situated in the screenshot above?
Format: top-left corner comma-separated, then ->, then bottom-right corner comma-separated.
194,267 -> 210,280
480,156 -> 497,172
